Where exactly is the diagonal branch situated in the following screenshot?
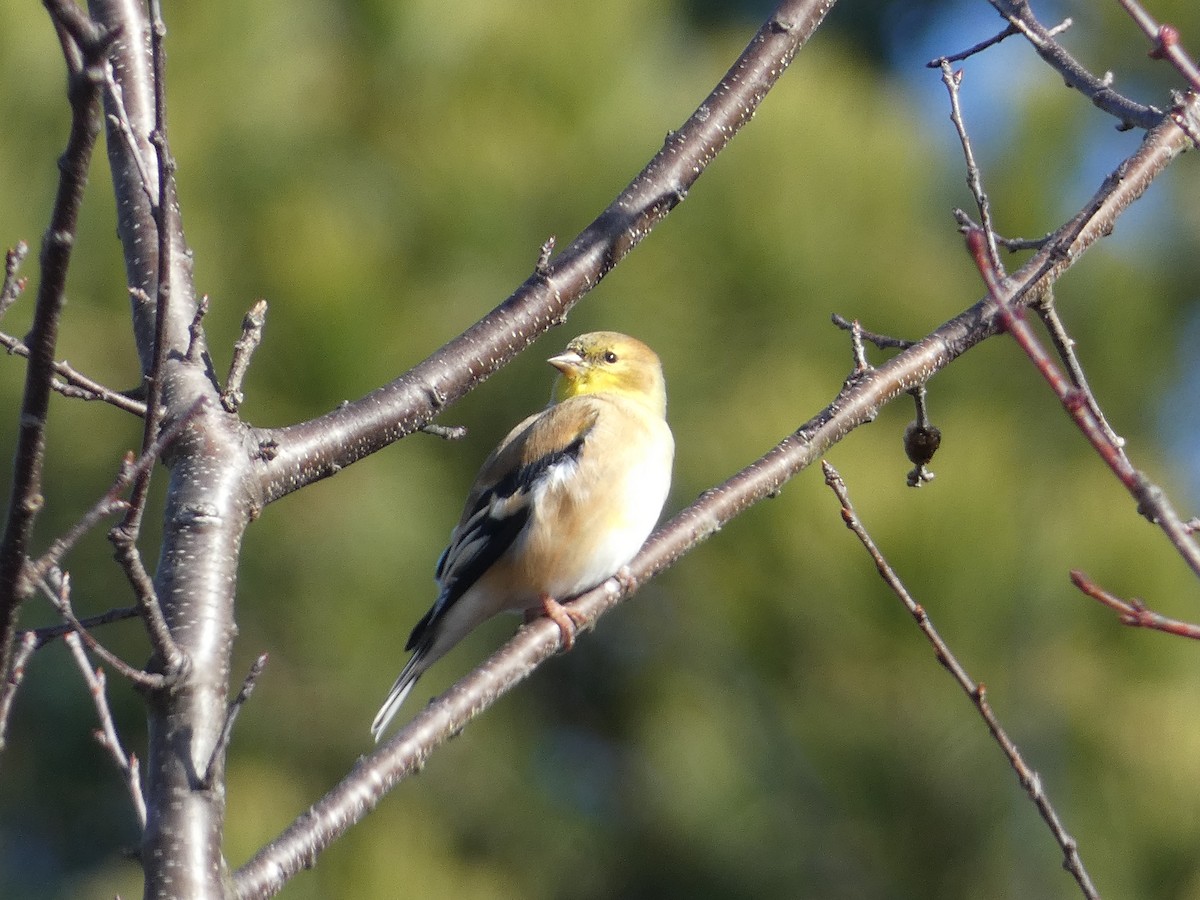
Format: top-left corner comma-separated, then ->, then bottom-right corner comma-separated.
252,0 -> 840,510
823,463 -> 1099,899
988,0 -> 1161,129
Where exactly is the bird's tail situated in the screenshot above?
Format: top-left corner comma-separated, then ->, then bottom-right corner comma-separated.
370,651 -> 425,742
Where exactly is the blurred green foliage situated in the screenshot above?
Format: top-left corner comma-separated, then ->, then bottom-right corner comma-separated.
1,0 -> 1200,897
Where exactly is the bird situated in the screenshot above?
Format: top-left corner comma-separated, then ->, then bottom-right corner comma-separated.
370,331 -> 674,741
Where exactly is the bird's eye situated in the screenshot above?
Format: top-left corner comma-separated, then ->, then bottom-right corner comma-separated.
603,350 -> 618,364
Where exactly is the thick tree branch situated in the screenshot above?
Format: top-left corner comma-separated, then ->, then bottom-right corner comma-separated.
87,2 -> 257,896
252,0 -> 840,510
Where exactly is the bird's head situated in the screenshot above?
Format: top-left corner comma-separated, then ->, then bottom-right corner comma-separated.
547,331 -> 667,416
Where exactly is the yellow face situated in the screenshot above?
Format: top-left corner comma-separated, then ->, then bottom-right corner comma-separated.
547,331 -> 667,414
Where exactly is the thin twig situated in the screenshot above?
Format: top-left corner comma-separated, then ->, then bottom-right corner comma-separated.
63,631 -> 147,830
221,299 -> 267,413
0,630 -> 37,751
0,241 -> 29,320
27,397 -> 204,588
186,294 -> 209,363
0,329 -> 145,415
1071,570 -> 1200,638
534,235 -> 556,276
23,604 -> 140,648
102,62 -> 158,207
830,313 -> 915,351
928,22 -> 1020,66
201,652 -> 268,789
1034,293 -> 1124,450
418,423 -> 468,441
1117,0 -> 1200,93
121,0 -> 176,539
0,3 -> 109,683
41,571 -> 165,689
99,401 -> 207,680
938,61 -> 1003,273
847,319 -> 871,375
952,209 -> 1051,252
822,462 -> 1099,899
107,533 -> 182,677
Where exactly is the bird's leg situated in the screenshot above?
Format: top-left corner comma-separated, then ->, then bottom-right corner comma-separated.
527,593 -> 587,651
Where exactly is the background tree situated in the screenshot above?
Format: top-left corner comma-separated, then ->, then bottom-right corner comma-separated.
1,0 -> 1199,897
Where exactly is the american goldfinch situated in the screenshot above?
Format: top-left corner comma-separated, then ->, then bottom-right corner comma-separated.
371,331 -> 674,740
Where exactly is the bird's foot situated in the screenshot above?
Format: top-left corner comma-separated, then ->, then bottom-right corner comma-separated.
613,565 -> 638,594
530,593 -> 587,651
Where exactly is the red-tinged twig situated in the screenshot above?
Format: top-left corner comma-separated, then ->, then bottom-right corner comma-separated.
940,57 -> 1136,486
966,227 -> 1200,583
823,462 -> 1100,900
63,631 -> 147,830
201,652 -> 268,789
0,630 -> 37,752
1118,0 -> 1200,93
937,61 -> 1004,273
221,299 -> 267,413
40,571 -> 164,690
1071,570 -> 1200,638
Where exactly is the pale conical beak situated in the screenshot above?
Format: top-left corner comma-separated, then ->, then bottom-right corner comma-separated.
547,349 -> 584,376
